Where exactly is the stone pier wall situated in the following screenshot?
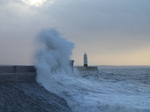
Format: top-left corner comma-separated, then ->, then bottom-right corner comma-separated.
0,66 -> 35,73
75,66 -> 98,71
0,65 -> 98,84
0,66 -> 36,84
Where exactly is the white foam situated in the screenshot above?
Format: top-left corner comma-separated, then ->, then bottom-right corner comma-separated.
35,29 -> 150,112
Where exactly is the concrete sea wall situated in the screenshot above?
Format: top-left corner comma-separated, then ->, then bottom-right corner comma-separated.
0,66 -> 72,112
0,66 -> 35,73
0,65 -> 98,112
0,65 -> 98,84
76,66 -> 98,71
0,66 -> 36,84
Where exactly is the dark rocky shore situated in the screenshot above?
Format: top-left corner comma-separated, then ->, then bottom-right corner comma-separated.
0,82 -> 72,112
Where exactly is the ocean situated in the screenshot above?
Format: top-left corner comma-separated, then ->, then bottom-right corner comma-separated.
35,29 -> 150,112
36,65 -> 150,112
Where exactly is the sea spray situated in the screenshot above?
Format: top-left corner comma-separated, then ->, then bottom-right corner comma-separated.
35,29 -> 74,76
35,28 -> 75,95
35,29 -> 150,112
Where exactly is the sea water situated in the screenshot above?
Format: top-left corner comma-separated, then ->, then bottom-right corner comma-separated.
35,29 -> 150,112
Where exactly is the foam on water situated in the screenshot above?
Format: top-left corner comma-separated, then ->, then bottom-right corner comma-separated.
35,29 -> 150,112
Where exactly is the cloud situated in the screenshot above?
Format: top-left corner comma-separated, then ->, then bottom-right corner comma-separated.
0,0 -> 150,65
37,0 -> 150,34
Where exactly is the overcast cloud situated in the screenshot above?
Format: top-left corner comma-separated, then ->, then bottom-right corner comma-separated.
0,0 -> 150,65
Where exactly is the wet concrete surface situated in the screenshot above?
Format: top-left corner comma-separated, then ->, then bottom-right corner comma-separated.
0,82 -> 72,112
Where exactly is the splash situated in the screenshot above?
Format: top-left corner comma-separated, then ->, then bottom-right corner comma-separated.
35,29 -> 149,112
35,29 -> 74,75
35,29 -> 75,94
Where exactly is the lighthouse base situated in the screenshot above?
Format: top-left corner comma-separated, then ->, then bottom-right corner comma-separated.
84,64 -> 88,67
75,66 -> 98,71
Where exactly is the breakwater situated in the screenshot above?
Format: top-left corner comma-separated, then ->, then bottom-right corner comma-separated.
0,66 -> 36,84
76,66 -> 98,71
0,65 -> 98,84
0,65 -> 72,112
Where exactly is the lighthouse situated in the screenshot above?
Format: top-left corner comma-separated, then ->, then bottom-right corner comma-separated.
83,53 -> 88,67
76,53 -> 98,71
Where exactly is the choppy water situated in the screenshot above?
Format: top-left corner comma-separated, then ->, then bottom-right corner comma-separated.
35,29 -> 150,112
36,66 -> 150,112
98,66 -> 150,85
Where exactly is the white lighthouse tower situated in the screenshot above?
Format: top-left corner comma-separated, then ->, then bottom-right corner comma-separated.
83,53 -> 88,67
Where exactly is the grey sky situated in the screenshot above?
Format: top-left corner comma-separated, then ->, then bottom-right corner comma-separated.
0,0 -> 150,65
